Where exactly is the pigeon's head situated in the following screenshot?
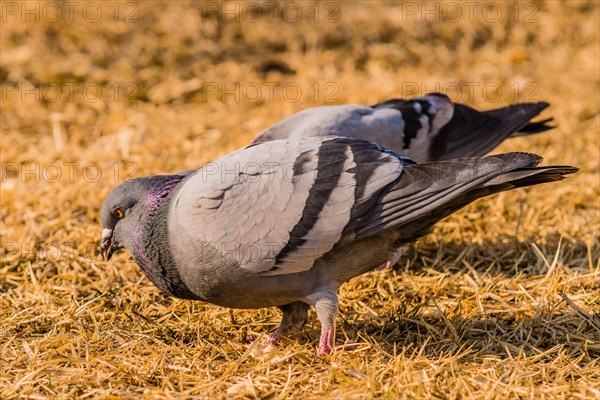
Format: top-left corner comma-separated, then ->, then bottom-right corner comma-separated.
100,178 -> 149,260
100,175 -> 183,260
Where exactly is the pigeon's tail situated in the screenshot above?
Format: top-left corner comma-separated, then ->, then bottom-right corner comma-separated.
436,162 -> 577,221
355,153 -> 577,239
510,117 -> 555,137
485,103 -> 556,137
435,102 -> 554,160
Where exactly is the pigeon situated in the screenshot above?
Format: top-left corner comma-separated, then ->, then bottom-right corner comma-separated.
252,93 -> 554,163
100,136 -> 576,355
252,93 -> 556,269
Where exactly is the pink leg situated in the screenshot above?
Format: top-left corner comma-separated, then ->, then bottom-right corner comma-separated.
261,302 -> 309,346
309,291 -> 341,356
264,331 -> 283,345
317,327 -> 334,355
316,327 -> 358,356
263,318 -> 306,345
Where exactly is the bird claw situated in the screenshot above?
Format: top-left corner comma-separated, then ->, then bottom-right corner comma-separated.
262,332 -> 282,346
317,340 -> 358,356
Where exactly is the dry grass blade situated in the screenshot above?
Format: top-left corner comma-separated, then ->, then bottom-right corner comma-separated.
558,293 -> 600,333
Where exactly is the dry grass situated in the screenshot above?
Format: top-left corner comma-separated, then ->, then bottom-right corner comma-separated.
1,1 -> 599,399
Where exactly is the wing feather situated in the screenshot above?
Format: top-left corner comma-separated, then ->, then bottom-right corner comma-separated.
170,137 -> 405,275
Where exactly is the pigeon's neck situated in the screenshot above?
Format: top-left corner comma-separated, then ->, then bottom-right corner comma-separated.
132,175 -> 197,299
145,176 -> 184,217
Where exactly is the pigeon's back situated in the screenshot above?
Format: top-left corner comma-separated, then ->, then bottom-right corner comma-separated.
252,93 -> 554,163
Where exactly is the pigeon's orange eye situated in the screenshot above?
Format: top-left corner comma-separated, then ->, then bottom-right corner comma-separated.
113,208 -> 124,219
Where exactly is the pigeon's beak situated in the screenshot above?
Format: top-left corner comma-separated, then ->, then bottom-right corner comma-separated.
101,228 -> 114,261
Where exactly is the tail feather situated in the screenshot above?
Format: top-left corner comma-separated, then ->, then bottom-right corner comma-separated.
437,102 -> 551,160
485,103 -> 556,137
512,117 -> 556,137
355,153 -> 577,239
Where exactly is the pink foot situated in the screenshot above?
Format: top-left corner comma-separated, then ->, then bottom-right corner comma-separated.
317,327 -> 334,356
263,331 -> 282,346
316,328 -> 358,356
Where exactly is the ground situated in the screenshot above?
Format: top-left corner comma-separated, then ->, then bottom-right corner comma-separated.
1,1 -> 599,399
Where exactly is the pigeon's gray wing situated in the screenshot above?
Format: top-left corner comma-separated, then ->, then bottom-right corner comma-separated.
252,93 -> 554,163
170,137 -> 408,276
354,153 -> 577,240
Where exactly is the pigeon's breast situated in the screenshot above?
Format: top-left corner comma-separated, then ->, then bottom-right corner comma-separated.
164,217 -> 310,308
